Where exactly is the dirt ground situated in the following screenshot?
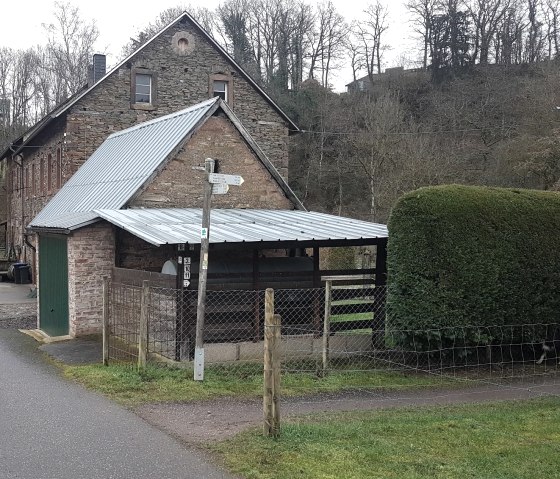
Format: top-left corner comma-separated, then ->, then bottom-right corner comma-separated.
135,379 -> 560,445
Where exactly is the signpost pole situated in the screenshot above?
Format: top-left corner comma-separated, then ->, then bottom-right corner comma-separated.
194,158 -> 215,381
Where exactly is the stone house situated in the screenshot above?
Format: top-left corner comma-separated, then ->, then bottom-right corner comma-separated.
28,97 -> 388,338
28,98 -> 305,337
0,11 -> 298,274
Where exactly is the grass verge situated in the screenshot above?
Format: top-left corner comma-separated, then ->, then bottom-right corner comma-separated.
211,397 -> 560,479
62,362 -> 454,406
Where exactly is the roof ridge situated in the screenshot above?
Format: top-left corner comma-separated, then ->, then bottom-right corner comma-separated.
108,97 -> 218,139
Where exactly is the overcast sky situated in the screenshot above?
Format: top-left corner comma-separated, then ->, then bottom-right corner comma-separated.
0,0 -> 414,91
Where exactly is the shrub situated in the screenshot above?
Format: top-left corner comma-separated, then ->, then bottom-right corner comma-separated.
386,185 -> 560,350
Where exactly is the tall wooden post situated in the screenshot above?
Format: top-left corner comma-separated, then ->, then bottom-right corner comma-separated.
263,288 -> 281,437
194,158 -> 215,381
138,280 -> 149,370
102,277 -> 110,366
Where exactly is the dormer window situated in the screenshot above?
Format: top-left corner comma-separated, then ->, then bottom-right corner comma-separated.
131,68 -> 157,110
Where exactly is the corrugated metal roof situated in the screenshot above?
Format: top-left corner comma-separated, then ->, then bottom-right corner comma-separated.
29,98 -> 218,229
94,208 -> 388,246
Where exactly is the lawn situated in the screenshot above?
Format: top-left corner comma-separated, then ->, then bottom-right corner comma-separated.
62,362 -> 454,406
212,397 -> 560,479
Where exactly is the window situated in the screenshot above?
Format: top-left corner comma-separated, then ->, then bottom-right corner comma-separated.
56,148 -> 62,189
131,68 -> 157,109
40,157 -> 45,194
209,74 -> 233,105
31,164 -> 36,196
135,74 -> 152,103
213,80 -> 228,101
25,168 -> 29,198
47,154 -> 52,192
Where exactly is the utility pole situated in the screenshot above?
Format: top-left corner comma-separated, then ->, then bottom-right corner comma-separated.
194,158 -> 215,381
193,158 -> 244,381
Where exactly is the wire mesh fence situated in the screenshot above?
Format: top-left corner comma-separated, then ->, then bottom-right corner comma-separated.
106,279 -> 560,393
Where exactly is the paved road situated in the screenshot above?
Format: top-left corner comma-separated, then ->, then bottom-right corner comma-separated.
0,329 -> 234,479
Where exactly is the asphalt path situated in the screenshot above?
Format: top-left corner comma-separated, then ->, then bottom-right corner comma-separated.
0,329 -> 235,479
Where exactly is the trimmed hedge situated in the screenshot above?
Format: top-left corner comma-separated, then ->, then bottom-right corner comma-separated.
386,185 -> 560,350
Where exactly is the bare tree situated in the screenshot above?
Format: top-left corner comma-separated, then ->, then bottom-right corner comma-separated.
356,1 -> 390,81
543,0 -> 560,58
307,1 -> 348,88
526,0 -> 545,62
468,0 -> 511,64
43,1 -> 99,100
407,0 -> 438,69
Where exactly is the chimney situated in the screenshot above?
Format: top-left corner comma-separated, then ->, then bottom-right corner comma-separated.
89,54 -> 106,86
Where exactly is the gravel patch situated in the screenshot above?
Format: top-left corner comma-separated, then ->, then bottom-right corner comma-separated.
0,304 -> 37,329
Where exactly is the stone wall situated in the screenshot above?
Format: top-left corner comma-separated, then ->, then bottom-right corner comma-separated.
7,121 -> 66,268
132,115 -> 293,210
7,15 -> 294,264
66,19 -> 290,179
67,222 -> 115,336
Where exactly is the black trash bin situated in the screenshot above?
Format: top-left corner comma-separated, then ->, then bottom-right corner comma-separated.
13,263 -> 31,284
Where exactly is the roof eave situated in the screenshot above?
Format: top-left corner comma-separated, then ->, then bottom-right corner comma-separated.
27,217 -> 101,234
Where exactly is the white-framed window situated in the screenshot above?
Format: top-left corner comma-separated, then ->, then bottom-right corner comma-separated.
135,74 -> 152,104
213,80 -> 228,101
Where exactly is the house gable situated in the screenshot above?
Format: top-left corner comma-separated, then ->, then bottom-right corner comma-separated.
130,113 -> 294,210
57,13 -> 295,180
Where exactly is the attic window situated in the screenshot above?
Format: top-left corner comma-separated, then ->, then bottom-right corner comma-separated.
209,73 -> 233,106
135,74 -> 152,103
213,80 -> 228,101
131,68 -> 158,110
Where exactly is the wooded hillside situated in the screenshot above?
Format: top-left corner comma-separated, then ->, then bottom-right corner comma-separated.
285,62 -> 560,223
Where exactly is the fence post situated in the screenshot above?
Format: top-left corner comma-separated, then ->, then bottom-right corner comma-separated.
138,280 -> 149,370
321,280 -> 332,377
264,288 -> 281,437
102,277 -> 110,366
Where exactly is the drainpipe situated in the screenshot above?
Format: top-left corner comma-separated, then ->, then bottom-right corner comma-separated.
9,148 -> 24,261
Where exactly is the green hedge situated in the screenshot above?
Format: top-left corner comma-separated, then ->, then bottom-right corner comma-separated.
386,185 -> 560,350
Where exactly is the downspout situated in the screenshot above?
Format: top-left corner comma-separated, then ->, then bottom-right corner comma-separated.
9,147 -> 24,260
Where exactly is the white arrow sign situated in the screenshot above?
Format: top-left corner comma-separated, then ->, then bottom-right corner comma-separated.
212,183 -> 230,195
208,173 -> 244,186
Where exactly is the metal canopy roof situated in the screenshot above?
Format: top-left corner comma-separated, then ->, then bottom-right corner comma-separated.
94,208 -> 388,246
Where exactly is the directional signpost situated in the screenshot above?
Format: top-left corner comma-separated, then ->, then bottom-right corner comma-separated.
208,173 -> 245,186
211,183 -> 229,195
194,159 -> 244,381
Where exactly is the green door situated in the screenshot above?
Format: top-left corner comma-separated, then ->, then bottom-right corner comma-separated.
39,235 -> 69,336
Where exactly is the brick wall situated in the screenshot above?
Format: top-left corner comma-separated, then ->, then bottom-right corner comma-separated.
132,115 -> 293,210
67,222 -> 115,336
